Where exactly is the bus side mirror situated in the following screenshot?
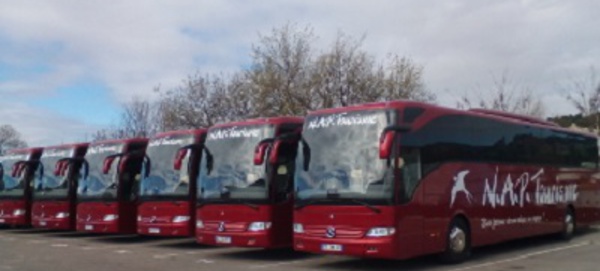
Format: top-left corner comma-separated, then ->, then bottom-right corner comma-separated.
253,140 -> 273,165
379,131 -> 395,159
379,124 -> 410,159
118,156 -> 129,173
269,141 -> 283,164
54,160 -> 69,176
12,162 -> 26,178
102,157 -> 116,174
174,149 -> 188,170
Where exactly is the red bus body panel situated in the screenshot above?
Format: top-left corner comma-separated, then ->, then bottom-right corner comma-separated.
77,201 -> 138,234
196,117 -> 303,248
31,201 -> 71,229
0,147 -> 44,227
75,138 -> 147,234
138,201 -> 192,236
293,100 -> 600,259
0,199 -> 28,226
196,202 -> 293,248
31,143 -> 88,230
136,129 -> 206,237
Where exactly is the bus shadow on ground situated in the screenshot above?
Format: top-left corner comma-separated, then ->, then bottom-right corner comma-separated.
313,229 -> 599,271
315,254 -> 438,271
217,247 -> 317,262
154,239 -> 221,250
0,228 -> 62,235
470,227 -> 598,261
46,231 -> 102,238
90,235 -> 165,244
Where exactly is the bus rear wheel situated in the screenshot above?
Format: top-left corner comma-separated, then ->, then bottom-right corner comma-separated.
560,208 -> 575,240
440,217 -> 471,264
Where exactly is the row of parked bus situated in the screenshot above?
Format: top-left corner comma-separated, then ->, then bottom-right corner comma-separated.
2,100 -> 600,263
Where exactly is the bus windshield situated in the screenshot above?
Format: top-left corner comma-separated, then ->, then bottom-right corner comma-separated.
33,148 -> 74,200
0,154 -> 30,197
140,135 -> 195,199
198,124 -> 275,201
77,143 -> 124,200
295,110 -> 396,203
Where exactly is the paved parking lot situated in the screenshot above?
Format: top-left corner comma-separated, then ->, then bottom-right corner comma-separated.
0,226 -> 599,271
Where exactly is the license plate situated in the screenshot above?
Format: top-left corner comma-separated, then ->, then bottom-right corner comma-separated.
149,228 -> 160,234
39,221 -> 47,226
85,225 -> 93,231
321,244 -> 343,252
215,236 -> 231,244
0,219 -> 5,223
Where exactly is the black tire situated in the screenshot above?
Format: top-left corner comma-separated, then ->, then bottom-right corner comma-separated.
440,217 -> 471,264
559,208 -> 575,240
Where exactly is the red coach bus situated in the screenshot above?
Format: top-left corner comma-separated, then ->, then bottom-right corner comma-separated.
31,143 -> 88,230
293,100 -> 600,262
137,129 -> 206,236
76,138 -> 148,234
196,117 -> 303,248
0,148 -> 43,226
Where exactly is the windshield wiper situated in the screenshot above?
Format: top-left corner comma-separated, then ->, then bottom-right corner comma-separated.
294,198 -> 381,213
203,147 -> 214,175
294,198 -> 335,210
349,199 -> 381,214
195,198 -> 259,210
234,199 -> 259,210
300,138 -> 311,171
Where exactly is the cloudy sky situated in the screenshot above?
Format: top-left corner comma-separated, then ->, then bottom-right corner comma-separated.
0,0 -> 598,146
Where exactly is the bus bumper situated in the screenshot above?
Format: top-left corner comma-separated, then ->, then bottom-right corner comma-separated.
0,215 -> 27,227
196,231 -> 275,248
138,222 -> 191,237
32,217 -> 71,230
77,221 -> 119,233
293,235 -> 398,259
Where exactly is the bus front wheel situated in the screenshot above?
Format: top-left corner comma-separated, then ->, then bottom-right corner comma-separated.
440,217 -> 471,264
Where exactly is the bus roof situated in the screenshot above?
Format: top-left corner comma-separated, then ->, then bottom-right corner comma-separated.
152,129 -> 207,139
307,100 -> 598,138
90,137 -> 148,146
42,143 -> 89,151
3,147 -> 44,156
209,117 -> 304,129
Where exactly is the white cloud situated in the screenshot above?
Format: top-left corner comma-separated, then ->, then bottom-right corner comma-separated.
0,102 -> 101,146
0,0 -> 598,116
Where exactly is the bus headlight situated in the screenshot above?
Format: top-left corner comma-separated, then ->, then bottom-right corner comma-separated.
366,227 -> 396,237
137,215 -> 141,222
248,222 -> 272,232
103,214 -> 118,221
55,212 -> 69,219
13,209 -> 26,216
172,216 -> 190,223
196,220 -> 204,229
293,223 -> 304,233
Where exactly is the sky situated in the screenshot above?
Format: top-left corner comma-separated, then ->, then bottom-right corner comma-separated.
0,0 -> 598,147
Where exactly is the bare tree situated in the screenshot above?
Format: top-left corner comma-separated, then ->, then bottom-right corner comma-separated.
310,32 -> 382,108
381,54 -> 435,102
157,73 -> 241,130
246,23 -> 316,116
457,72 -> 545,117
0,125 -> 27,155
564,66 -> 600,133
90,96 -> 157,141
120,96 -> 156,138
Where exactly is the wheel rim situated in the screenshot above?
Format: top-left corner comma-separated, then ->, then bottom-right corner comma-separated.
565,213 -> 574,236
449,226 -> 466,253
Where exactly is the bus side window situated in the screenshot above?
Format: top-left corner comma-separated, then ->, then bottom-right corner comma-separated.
400,147 -> 421,200
272,141 -> 298,201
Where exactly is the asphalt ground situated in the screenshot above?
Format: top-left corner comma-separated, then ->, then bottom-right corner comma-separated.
0,226 -> 598,271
